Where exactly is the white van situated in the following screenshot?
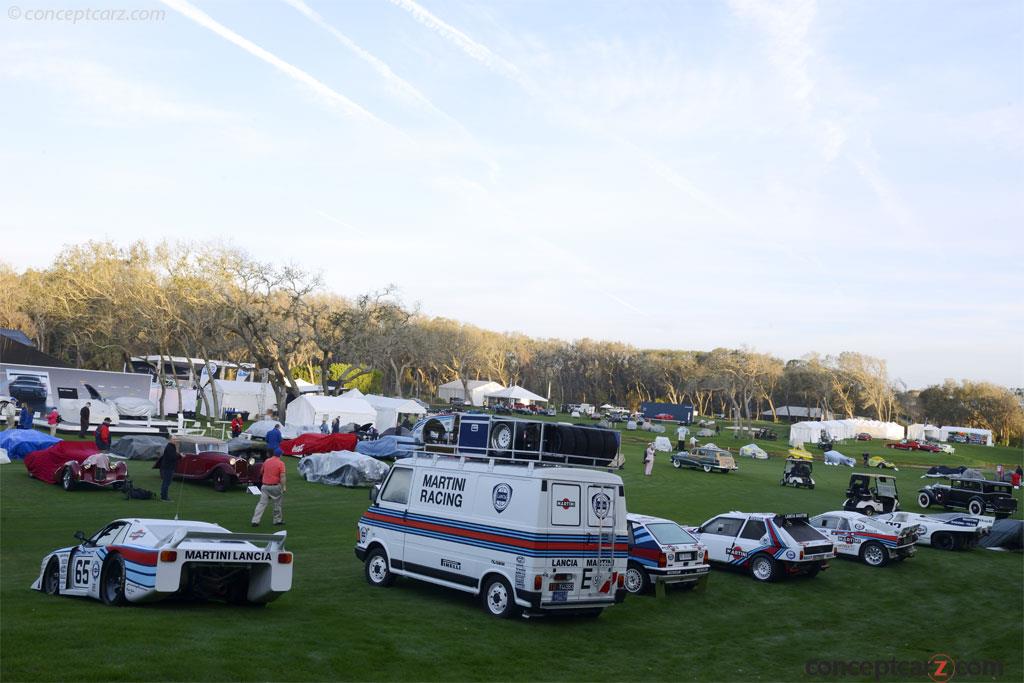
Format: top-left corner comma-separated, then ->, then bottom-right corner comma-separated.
355,453 -> 628,618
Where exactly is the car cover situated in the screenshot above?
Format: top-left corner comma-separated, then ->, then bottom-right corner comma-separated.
226,437 -> 270,457
297,450 -> 390,487
922,465 -> 968,478
960,468 -> 984,480
739,444 -> 768,459
823,450 -> 855,466
25,441 -> 99,483
280,433 -> 358,457
979,520 -> 1023,551
110,435 -> 168,460
355,435 -> 418,460
696,428 -> 714,437
0,430 -> 60,460
110,396 -> 157,417
244,420 -> 309,441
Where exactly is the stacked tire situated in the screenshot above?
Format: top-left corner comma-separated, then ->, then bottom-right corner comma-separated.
541,424 -> 618,467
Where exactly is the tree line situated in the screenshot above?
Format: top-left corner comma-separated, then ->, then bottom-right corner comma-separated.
1,242 -> 1020,445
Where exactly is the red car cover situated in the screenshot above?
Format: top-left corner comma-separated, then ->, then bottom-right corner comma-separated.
25,441 -> 100,484
279,433 -> 357,457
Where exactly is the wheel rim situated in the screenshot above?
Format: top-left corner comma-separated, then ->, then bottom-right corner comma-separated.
672,460 -> 681,468
368,556 -> 388,584
492,426 -> 512,450
63,469 -> 72,489
45,562 -> 59,593
104,561 -> 122,602
752,557 -> 772,580
863,507 -> 874,516
864,545 -> 885,566
703,465 -> 712,473
969,501 -> 983,515
624,568 -> 643,593
486,582 -> 509,614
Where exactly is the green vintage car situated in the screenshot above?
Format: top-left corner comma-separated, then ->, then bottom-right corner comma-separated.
670,445 -> 738,474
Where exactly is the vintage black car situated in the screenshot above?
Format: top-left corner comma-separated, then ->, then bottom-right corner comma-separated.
918,478 -> 1018,518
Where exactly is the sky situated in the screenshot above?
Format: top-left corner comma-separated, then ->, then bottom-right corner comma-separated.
1,0 -> 1021,390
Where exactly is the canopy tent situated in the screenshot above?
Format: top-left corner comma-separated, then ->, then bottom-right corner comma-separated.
212,380 -> 275,419
484,385 -> 548,406
293,378 -> 323,395
933,426 -> 993,446
286,394 -> 376,430
363,394 -> 427,431
788,419 -> 905,446
437,379 -> 504,406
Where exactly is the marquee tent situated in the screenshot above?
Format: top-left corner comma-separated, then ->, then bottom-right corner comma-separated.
212,380 -> 276,418
484,385 -> 548,406
286,394 -> 376,430
437,379 -> 504,406
363,394 -> 427,431
908,424 -> 993,446
788,419 -> 905,446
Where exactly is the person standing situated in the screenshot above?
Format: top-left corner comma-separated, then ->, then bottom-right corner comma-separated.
643,442 -> 656,476
94,418 -> 112,450
331,416 -> 340,434
3,400 -> 16,430
689,435 -> 698,450
319,417 -> 329,434
47,408 -> 60,436
265,423 -> 283,455
79,402 -> 91,438
158,440 -> 179,502
676,423 -> 688,451
230,414 -> 244,438
19,404 -> 33,429
251,451 -> 286,527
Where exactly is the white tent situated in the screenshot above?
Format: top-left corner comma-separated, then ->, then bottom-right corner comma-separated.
286,394 -> 377,429
789,418 -> 905,446
293,378 -> 323,395
935,426 -> 993,446
484,385 -> 548,406
437,379 -> 504,406
363,394 -> 427,431
212,380 -> 276,418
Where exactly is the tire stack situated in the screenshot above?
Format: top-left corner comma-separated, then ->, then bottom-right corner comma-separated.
540,424 -> 618,467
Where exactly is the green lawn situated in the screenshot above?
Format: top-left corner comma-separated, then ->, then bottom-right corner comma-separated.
1,421 -> 1021,682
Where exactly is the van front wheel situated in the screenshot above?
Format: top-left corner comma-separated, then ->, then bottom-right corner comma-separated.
365,548 -> 395,587
482,576 -> 519,619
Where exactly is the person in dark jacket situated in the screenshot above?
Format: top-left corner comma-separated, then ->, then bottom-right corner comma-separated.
331,417 -> 340,434
94,418 -> 112,450
266,423 -> 283,455
158,440 -> 179,501
19,405 -> 33,429
79,402 -> 91,438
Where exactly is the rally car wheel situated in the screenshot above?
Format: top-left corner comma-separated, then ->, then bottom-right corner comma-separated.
968,498 -> 985,516
482,576 -> 519,619
702,465 -> 712,473
750,554 -> 776,582
672,459 -> 681,469
61,468 -> 75,492
932,532 -> 955,551
917,493 -> 931,509
101,554 -> 127,606
365,548 -> 395,587
861,506 -> 875,517
213,470 -> 231,493
43,558 -> 61,595
624,563 -> 650,595
860,542 -> 888,567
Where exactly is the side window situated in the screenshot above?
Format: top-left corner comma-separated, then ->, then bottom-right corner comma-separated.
703,517 -> 743,536
380,468 -> 413,505
627,522 -> 636,545
817,517 -> 833,529
836,518 -> 850,531
111,524 -> 132,546
739,519 -> 766,540
90,523 -> 126,547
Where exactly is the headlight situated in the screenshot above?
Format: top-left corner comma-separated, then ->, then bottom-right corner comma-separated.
229,457 -> 237,466
248,458 -> 255,465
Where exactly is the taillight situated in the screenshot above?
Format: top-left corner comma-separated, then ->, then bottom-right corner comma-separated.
703,550 -> 709,563
799,549 -> 804,560
159,550 -> 177,562
534,575 -> 543,590
277,552 -> 293,564
657,552 -> 667,568
617,574 -> 624,588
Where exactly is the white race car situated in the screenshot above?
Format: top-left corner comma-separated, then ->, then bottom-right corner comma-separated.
689,512 -> 835,582
874,511 -> 994,551
810,511 -> 919,566
32,518 -> 293,605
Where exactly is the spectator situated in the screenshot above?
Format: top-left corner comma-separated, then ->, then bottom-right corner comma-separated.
689,435 -> 698,450
157,440 -> 179,502
79,402 -> 91,438
320,417 -> 329,434
94,418 -> 112,451
3,400 -> 17,430
643,442 -> 656,476
265,423 -> 283,455
331,416 -> 340,434
1013,465 -> 1023,490
251,450 -> 286,527
230,415 -> 244,438
676,423 -> 688,450
19,404 -> 33,429
47,408 -> 60,436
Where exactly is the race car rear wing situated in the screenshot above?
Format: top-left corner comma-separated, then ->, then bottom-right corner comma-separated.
166,529 -> 287,550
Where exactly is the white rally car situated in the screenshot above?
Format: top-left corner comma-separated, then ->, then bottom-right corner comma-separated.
32,518 -> 293,605
874,511 -> 994,551
689,512 -> 835,582
625,513 -> 709,595
810,511 -> 919,566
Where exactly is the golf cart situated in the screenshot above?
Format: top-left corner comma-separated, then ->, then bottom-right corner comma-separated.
781,458 -> 815,489
843,472 -> 900,516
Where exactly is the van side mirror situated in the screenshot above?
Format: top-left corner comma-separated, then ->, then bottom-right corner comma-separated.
369,484 -> 381,504
74,531 -> 87,543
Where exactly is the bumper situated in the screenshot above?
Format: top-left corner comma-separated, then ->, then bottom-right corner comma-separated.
650,566 -> 710,585
518,589 -> 621,612
354,546 -> 367,562
888,544 -> 916,559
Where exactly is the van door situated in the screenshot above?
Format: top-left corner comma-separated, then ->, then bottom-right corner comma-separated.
374,466 -> 413,567
583,484 -> 618,597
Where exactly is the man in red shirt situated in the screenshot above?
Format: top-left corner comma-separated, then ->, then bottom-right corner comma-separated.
230,415 -> 244,438
251,452 -> 287,527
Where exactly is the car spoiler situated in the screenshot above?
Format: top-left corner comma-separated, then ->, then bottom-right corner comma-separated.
166,529 -> 287,550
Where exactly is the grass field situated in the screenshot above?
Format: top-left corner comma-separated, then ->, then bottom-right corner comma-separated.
2,420 -> 1022,682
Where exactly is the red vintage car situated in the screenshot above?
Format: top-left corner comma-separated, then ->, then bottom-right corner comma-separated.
155,435 -> 263,492
653,413 -> 675,421
855,433 -> 872,441
26,442 -> 129,492
886,440 -> 919,451
915,442 -> 942,453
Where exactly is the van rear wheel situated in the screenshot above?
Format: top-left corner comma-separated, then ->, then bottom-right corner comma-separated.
365,548 -> 395,587
482,576 -> 519,619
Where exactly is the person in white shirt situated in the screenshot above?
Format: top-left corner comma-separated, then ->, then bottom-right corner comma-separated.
676,423 -> 688,450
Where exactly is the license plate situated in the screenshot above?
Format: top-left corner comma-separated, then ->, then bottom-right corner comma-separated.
552,590 -> 568,602
667,570 -> 682,575
676,552 -> 693,561
553,582 -> 574,591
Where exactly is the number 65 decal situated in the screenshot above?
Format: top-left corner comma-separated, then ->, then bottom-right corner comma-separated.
74,558 -> 92,585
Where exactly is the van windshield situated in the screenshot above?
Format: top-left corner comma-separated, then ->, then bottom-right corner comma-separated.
646,522 -> 696,546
